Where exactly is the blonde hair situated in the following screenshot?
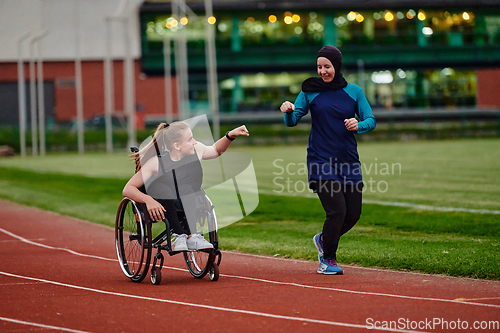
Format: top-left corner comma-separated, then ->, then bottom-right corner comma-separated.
131,121 -> 190,172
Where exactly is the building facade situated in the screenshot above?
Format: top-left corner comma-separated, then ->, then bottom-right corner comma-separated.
140,0 -> 500,114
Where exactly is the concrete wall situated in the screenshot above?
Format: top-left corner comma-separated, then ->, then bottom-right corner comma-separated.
0,0 -> 142,61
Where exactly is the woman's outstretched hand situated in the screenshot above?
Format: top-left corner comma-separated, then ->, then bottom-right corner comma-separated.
344,118 -> 359,132
280,101 -> 295,113
228,125 -> 250,138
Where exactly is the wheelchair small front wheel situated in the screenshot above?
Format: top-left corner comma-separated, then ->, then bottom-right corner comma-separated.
151,266 -> 162,285
209,263 -> 219,282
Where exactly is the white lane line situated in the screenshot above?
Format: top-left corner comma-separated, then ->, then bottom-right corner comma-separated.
219,272 -> 500,309
0,238 -> 46,243
228,251 -> 500,282
0,316 -> 90,333
255,189 -> 500,215
0,271 -> 424,333
363,199 -> 500,215
1,227 -> 498,309
0,282 -> 45,286
0,227 -> 115,262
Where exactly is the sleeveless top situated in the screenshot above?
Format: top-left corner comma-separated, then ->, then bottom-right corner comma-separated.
143,150 -> 203,200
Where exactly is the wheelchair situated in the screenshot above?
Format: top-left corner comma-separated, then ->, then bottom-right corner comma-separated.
115,147 -> 222,285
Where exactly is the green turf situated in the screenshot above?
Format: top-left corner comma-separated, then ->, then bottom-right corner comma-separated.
2,138 -> 499,210
220,193 -> 500,279
0,167 -> 123,228
0,150 -> 136,179
0,138 -> 498,279
236,138 -> 500,211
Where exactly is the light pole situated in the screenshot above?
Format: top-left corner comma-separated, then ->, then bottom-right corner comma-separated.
172,0 -> 190,120
17,32 -> 31,158
37,30 -> 49,157
104,17 -> 115,153
104,0 -> 136,151
123,14 -> 137,148
29,30 -> 48,156
204,0 -> 220,140
163,35 -> 173,124
75,1 -> 84,155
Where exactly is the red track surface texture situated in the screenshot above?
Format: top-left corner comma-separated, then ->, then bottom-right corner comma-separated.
0,200 -> 499,332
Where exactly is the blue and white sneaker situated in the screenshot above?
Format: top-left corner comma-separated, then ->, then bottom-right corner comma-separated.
313,233 -> 324,262
317,258 -> 343,275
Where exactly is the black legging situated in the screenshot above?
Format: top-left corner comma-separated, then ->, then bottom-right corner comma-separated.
155,199 -> 190,235
310,180 -> 363,260
154,184 -> 201,235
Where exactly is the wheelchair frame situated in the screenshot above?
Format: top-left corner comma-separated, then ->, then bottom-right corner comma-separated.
114,146 -> 222,285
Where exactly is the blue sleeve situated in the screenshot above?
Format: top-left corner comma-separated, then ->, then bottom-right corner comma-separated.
355,88 -> 376,134
284,91 -> 309,127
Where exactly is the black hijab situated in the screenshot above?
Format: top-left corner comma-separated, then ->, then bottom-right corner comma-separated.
302,45 -> 348,92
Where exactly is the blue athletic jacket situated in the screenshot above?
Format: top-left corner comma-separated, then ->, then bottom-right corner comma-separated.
284,82 -> 376,185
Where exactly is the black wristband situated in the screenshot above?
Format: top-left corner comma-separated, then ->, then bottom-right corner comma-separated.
225,131 -> 235,141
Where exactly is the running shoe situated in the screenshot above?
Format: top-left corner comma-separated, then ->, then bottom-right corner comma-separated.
317,257 -> 343,275
313,233 -> 324,262
171,233 -> 188,252
187,234 -> 214,251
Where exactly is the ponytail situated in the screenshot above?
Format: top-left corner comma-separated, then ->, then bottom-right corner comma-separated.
130,121 -> 189,173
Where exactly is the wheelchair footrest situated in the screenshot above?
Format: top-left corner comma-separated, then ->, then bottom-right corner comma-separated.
159,244 -> 170,252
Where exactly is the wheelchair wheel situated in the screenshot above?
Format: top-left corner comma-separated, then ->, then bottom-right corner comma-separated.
209,263 -> 219,281
183,196 -> 218,279
115,198 -> 152,282
184,249 -> 215,279
150,266 -> 162,285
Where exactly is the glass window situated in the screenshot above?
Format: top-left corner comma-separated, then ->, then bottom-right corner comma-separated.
345,68 -> 476,109
236,11 -> 324,47
334,10 -> 419,46
219,72 -> 312,112
484,15 -> 500,44
418,10 -> 475,46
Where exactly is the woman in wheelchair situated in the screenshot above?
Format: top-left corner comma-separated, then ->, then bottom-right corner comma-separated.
122,121 -> 249,252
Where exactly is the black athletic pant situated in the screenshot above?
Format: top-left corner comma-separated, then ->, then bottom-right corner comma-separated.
154,183 -> 201,235
310,180 -> 363,260
156,199 -> 191,235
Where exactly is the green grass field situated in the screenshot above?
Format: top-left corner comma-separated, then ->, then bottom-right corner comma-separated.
0,138 -> 499,279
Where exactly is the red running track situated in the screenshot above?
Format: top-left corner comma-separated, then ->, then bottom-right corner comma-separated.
0,200 -> 499,333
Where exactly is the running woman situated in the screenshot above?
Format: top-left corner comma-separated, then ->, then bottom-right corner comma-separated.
280,45 -> 376,274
